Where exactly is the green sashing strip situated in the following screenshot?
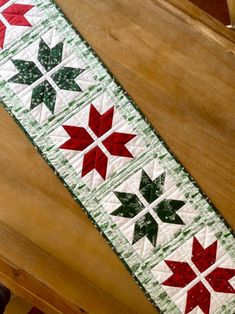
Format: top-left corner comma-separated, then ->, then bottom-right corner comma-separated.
0,1 -> 234,313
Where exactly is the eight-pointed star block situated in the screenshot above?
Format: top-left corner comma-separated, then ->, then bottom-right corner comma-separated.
49,93 -> 145,189
152,227 -> 235,314
0,0 -> 43,49
102,159 -> 197,257
0,27 -> 97,123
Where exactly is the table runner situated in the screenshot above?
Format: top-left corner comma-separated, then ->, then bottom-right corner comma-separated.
0,1 -> 234,313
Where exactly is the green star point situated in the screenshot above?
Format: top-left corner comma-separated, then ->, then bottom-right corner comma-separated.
52,66 -> 84,92
31,80 -> 57,113
139,170 -> 165,204
38,39 -> 64,72
133,213 -> 158,246
154,199 -> 186,225
10,59 -> 42,85
111,191 -> 144,218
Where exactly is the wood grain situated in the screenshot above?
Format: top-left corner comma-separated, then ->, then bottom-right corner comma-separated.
228,0 -> 235,27
189,0 -> 230,25
0,0 -> 235,313
5,296 -> 32,314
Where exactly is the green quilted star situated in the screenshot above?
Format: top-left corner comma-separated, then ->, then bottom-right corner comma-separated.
111,192 -> 144,218
52,67 -> 84,92
111,192 -> 158,246
111,170 -> 186,247
9,38 -> 85,114
38,39 -> 63,71
154,199 -> 185,225
133,213 -> 158,246
139,170 -> 165,203
11,59 -> 42,85
31,80 -> 56,113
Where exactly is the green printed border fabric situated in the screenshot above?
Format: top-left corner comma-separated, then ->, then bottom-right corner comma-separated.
0,1 -> 235,313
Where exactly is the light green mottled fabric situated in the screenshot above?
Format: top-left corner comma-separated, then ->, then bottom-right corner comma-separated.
0,1 -> 234,313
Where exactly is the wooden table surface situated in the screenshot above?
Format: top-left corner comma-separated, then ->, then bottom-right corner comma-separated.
0,1 -> 235,313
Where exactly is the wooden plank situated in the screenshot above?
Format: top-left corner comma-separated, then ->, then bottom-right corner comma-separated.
0,0 -> 235,313
0,108 -> 156,314
228,0 -> 235,27
4,296 -> 32,314
5,297 -> 32,314
189,0 -> 230,25
0,221 -> 141,314
55,0 -> 235,221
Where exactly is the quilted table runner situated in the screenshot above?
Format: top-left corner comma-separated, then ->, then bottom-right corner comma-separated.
0,1 -> 235,313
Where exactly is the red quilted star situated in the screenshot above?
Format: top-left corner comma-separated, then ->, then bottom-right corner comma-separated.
82,146 -> 108,179
59,104 -> 136,179
163,236 -> 235,314
0,1 -> 9,6
163,260 -> 196,288
0,20 -> 6,48
103,132 -> 136,157
0,1 -> 34,48
59,126 -> 94,151
185,281 -> 211,314
89,104 -> 114,137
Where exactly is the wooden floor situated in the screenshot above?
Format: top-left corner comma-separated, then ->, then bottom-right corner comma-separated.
0,0 -> 235,313
189,0 -> 230,24
5,297 -> 32,314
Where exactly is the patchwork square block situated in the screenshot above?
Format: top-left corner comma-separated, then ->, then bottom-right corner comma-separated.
0,27 -> 97,123
102,159 -> 197,257
152,227 -> 235,313
0,1 -> 234,313
49,93 -> 145,189
0,0 -> 43,49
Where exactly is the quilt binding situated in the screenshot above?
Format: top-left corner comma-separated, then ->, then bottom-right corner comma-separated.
0,0 -> 234,313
